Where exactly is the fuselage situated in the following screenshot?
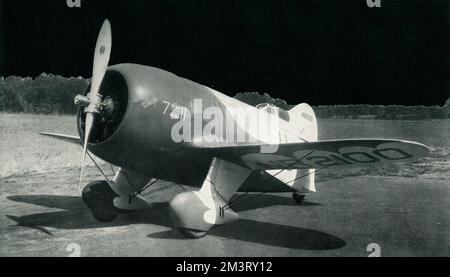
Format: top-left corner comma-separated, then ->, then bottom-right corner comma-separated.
80,63 -> 304,186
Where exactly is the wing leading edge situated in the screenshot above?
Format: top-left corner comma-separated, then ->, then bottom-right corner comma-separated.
40,133 -> 430,170
208,139 -> 430,170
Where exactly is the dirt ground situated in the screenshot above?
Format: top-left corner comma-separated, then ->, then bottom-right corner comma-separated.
0,115 -> 449,256
0,166 -> 448,257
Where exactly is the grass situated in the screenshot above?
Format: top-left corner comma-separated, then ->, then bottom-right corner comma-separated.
0,114 -> 82,178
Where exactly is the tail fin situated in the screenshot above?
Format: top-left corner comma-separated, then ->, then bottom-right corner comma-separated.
288,103 -> 318,192
288,103 -> 318,141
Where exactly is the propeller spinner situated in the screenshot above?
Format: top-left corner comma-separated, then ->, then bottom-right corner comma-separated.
75,19 -> 112,190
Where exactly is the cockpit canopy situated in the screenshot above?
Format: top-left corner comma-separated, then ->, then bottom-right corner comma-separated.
256,103 -> 290,122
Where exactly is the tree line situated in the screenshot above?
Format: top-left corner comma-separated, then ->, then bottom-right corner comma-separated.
1,75 -> 449,119
0,74 -> 88,114
235,92 -> 450,120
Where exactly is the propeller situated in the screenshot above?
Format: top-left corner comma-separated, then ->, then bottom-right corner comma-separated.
75,19 -> 112,191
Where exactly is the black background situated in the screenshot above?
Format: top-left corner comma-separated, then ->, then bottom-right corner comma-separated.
1,0 -> 449,105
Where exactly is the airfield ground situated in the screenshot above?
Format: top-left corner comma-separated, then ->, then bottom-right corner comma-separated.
0,114 -> 449,256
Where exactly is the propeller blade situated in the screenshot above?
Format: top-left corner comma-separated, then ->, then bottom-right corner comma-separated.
79,113 -> 94,190
78,19 -> 112,191
90,19 -> 112,98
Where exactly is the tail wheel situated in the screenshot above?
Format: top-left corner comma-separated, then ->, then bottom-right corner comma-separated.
292,192 -> 306,204
82,180 -> 121,222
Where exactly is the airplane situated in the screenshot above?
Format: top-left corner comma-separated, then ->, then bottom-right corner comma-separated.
41,20 -> 430,238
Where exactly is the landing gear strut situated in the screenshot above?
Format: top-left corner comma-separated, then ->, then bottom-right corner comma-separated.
292,192 -> 306,204
82,180 -> 123,222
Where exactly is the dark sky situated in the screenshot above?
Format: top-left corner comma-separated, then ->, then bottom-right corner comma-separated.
1,0 -> 449,105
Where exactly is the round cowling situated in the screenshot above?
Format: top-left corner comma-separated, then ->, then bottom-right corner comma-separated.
75,64 -> 218,184
78,70 -> 128,145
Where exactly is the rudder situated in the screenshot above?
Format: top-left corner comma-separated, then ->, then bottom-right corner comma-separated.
288,103 -> 318,192
288,103 -> 318,142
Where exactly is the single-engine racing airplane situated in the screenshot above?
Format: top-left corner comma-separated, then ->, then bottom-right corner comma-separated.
41,20 -> 430,238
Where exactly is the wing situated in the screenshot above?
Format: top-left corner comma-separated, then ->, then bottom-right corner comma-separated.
209,139 -> 430,170
40,132 -> 81,145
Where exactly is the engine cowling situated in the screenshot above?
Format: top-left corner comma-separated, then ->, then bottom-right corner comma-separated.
77,64 -> 216,182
